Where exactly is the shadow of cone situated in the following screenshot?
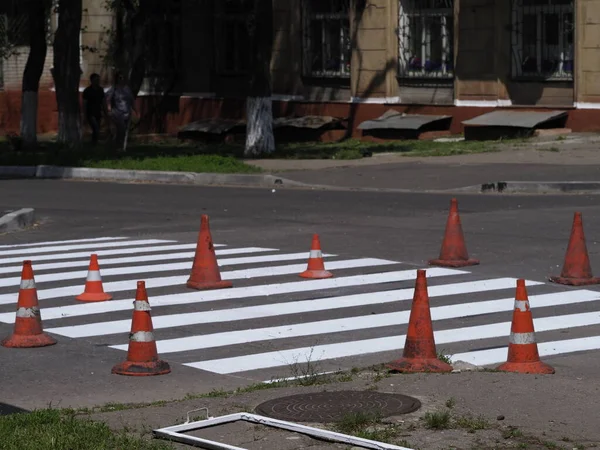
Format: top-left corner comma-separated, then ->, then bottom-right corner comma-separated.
549,212 -> 600,286
387,269 -> 452,373
2,260 -> 57,348
496,279 -> 555,374
187,215 -> 233,290
76,254 -> 112,302
112,281 -> 170,376
299,234 -> 332,279
428,198 -> 479,268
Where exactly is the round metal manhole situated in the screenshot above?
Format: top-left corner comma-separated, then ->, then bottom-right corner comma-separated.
254,390 -> 421,423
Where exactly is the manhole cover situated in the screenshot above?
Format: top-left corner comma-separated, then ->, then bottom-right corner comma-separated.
254,390 -> 421,423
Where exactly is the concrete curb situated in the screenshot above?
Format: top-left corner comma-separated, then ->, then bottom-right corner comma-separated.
0,208 -> 36,234
0,165 -> 312,189
454,181 -> 600,195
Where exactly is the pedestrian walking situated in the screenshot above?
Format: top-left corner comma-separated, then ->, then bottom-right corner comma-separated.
105,72 -> 137,150
82,73 -> 105,146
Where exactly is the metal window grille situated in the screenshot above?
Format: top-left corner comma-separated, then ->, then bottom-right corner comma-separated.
398,0 -> 454,79
214,1 -> 252,75
302,0 -> 351,78
511,0 -> 574,80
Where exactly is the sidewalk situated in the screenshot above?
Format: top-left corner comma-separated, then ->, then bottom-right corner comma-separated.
248,134 -> 600,192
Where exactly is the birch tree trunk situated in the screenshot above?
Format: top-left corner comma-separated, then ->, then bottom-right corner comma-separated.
52,0 -> 82,146
244,0 -> 275,157
20,0 -> 49,148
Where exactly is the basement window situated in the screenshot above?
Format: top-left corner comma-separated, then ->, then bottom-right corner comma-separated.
398,0 -> 454,79
511,0 -> 574,80
302,0 -> 351,78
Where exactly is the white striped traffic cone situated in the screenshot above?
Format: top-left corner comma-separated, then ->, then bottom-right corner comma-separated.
76,254 -> 112,302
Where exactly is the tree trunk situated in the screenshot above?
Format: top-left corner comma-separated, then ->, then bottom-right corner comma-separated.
52,0 -> 82,146
244,0 -> 275,157
20,0 -> 49,148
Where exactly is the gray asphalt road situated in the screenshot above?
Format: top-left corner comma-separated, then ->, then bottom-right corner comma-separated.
1,179 -> 600,411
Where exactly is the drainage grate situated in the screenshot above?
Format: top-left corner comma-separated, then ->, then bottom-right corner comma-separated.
255,390 -> 421,423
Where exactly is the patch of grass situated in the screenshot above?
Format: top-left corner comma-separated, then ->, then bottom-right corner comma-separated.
437,350 -> 453,365
537,146 -> 560,152
335,411 -> 383,434
502,426 -> 524,439
423,410 -> 452,430
0,409 -> 172,450
445,397 -> 456,409
454,414 -> 490,433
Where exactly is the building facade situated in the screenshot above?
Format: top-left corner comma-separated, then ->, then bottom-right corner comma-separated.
2,0 -> 600,136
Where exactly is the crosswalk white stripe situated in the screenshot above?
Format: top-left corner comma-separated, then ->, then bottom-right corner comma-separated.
0,247 -> 278,275
1,268 -> 466,322
114,286 -> 581,354
183,310 -> 600,374
0,258 -> 399,307
0,237 -> 127,249
0,239 -> 179,258
0,243 -> 230,266
451,336 -> 600,366
48,277 -> 537,338
0,251 -> 334,287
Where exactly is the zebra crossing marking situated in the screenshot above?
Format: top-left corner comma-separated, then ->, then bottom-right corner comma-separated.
0,237 -> 128,249
48,278 -> 542,338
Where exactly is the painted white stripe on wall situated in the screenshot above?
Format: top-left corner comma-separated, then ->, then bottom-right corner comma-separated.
0,237 -> 127,249
0,258 -> 398,306
49,277 -> 539,338
4,268 -> 466,322
0,243 -> 255,266
451,336 -> 600,366
0,251 -> 332,287
113,283 -> 572,354
0,247 -> 278,275
184,310 -> 600,374
0,239 -> 176,258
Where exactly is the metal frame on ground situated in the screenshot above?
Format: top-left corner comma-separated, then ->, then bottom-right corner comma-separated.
153,411 -> 414,450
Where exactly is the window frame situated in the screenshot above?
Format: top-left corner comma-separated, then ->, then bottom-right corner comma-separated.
301,0 -> 351,79
511,0 -> 574,81
213,1 -> 252,77
398,0 -> 454,80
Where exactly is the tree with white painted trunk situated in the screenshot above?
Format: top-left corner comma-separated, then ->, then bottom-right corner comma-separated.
51,0 -> 82,146
244,0 -> 275,157
20,0 -> 51,148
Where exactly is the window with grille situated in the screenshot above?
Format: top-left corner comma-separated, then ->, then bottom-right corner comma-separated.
214,0 -> 252,75
511,0 -> 574,80
302,0 -> 351,78
398,0 -> 454,79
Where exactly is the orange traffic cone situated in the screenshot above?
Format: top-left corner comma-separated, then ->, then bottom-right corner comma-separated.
496,279 -> 555,374
387,269 -> 452,373
429,198 -> 479,268
76,254 -> 112,302
2,261 -> 57,348
187,215 -> 233,290
299,234 -> 332,279
549,212 -> 600,286
112,281 -> 171,376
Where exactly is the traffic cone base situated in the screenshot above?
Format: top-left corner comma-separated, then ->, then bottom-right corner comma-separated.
187,215 -> 232,291
76,292 -> 113,302
387,357 -> 452,373
111,359 -> 171,376
496,360 -> 555,375
428,257 -> 479,268
2,332 -> 56,348
300,269 -> 332,279
186,279 -> 233,290
548,275 -> 600,286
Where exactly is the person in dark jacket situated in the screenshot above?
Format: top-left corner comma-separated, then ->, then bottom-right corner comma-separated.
82,73 -> 105,145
